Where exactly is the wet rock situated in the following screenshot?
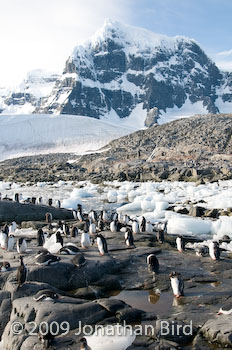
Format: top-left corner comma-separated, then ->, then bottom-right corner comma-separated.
189,206 -> 205,217
200,315 -> 232,347
116,308 -> 143,322
155,319 -> 197,344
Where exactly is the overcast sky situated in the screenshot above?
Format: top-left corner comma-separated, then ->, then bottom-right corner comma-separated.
1,0 -> 232,87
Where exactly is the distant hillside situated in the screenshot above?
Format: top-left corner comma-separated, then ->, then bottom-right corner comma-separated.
0,114 -> 232,183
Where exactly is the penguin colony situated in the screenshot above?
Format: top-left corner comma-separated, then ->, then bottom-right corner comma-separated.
0,195 -> 229,349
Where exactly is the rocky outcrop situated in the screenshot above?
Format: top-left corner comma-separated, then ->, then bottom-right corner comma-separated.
0,201 -> 73,223
0,113 -> 232,183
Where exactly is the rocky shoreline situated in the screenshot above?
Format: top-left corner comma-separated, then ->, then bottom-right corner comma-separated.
0,217 -> 232,349
0,114 -> 232,184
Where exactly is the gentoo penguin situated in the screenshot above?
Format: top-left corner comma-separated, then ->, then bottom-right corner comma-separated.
220,235 -> 231,244
89,220 -> 96,235
195,245 -> 209,257
102,210 -> 109,223
48,198 -> 53,206
72,253 -> 86,268
7,234 -> 15,252
38,323 -> 54,349
15,193 -> 19,202
72,210 -> 77,220
132,219 -> 139,234
89,210 -> 97,222
17,237 -> 27,254
60,243 -> 80,255
80,337 -> 92,350
56,200 -> 61,208
97,219 -> 104,232
118,213 -> 124,223
217,306 -> 232,315
209,241 -> 220,261
145,221 -> 153,233
176,235 -> 185,252
123,214 -> 130,225
140,216 -> 146,232
31,197 -> 36,205
2,224 -> 9,235
9,221 -> 17,233
63,222 -> 70,237
33,289 -> 59,302
81,232 -> 91,249
147,254 -> 159,274
45,212 -> 53,223
17,256 -> 27,288
96,234 -> 108,255
169,271 -> 184,298
110,220 -> 120,233
112,212 -> 118,221
0,261 -> 11,272
55,231 -> 64,246
125,229 -> 135,248
35,253 -> 61,266
37,228 -> 45,246
157,228 -> 164,244
71,226 -> 78,238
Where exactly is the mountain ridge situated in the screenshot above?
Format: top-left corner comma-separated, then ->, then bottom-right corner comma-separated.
1,20 -> 232,127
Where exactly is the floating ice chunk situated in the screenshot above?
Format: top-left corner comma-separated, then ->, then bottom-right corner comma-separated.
117,202 -> 141,213
86,324 -> 136,350
167,217 -> 212,236
211,216 -> 232,236
155,201 -> 169,211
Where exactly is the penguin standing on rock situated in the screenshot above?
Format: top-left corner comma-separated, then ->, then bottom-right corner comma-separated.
209,241 -> 220,261
72,253 -> 86,268
7,235 -> 15,251
97,219 -> 104,232
147,254 -> 159,274
176,235 -> 185,252
169,271 -> 184,298
33,289 -> 59,302
63,222 -> 70,237
125,229 -> 135,248
71,226 -> 78,238
17,238 -> 27,254
80,337 -> 92,350
145,221 -> 153,233
37,229 -> 45,246
0,261 -> 11,272
132,219 -> 139,234
45,213 -> 52,223
17,256 -> 27,289
96,234 -> 108,255
81,231 -> 91,249
110,220 -> 120,233
140,216 -> 146,232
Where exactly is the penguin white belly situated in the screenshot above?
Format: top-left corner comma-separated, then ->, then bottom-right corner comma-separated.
146,223 -> 153,233
209,242 -> 216,260
77,212 -> 83,221
110,222 -> 116,233
97,237 -> 104,255
17,239 -> 27,253
176,238 -> 182,252
1,234 -> 8,249
7,237 -> 15,251
132,222 -> 139,234
171,277 -> 180,296
81,233 -> 91,248
89,224 -> 96,235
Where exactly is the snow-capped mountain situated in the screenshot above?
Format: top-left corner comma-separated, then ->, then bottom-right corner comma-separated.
0,70 -> 59,115
1,20 -> 232,127
36,19 -> 232,125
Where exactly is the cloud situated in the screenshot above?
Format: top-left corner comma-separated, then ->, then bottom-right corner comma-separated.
211,49 -> 232,72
